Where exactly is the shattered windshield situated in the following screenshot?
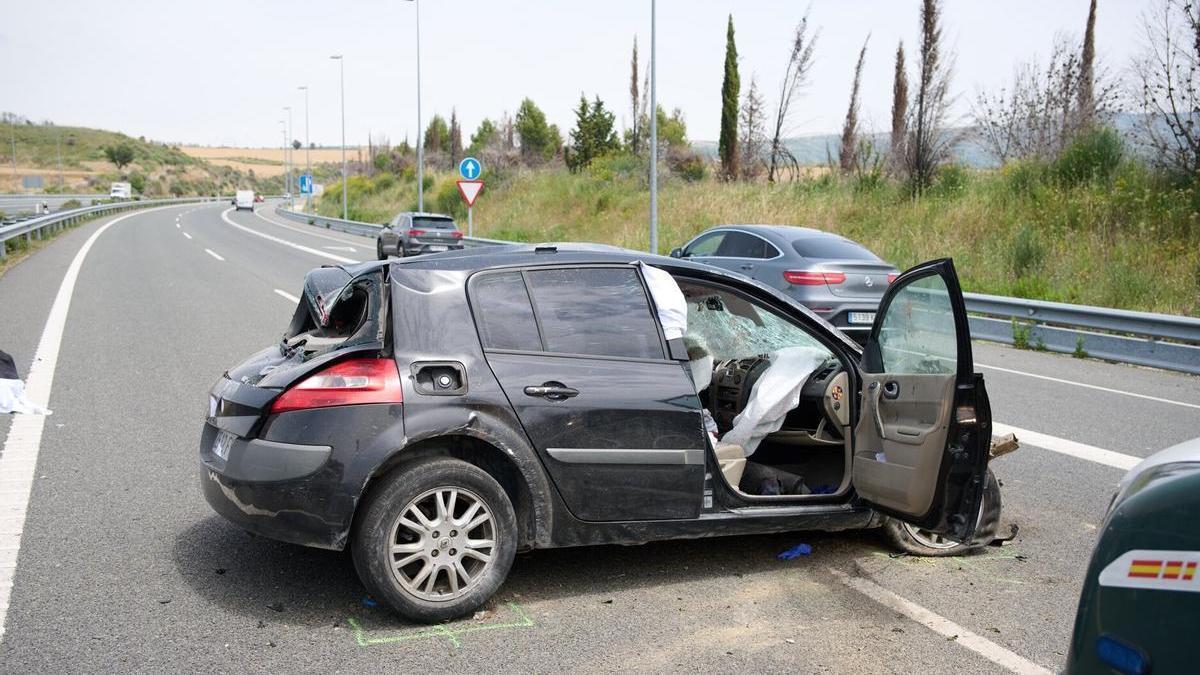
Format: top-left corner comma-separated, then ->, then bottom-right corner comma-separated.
677,281 -> 829,362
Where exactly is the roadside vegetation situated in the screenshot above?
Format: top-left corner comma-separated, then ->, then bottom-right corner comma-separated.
314,0 -> 1198,316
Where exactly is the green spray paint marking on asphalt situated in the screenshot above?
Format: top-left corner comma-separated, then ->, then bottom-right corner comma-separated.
347,602 -> 534,648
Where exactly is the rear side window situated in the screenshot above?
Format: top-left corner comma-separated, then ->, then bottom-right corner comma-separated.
525,268 -> 665,359
471,272 -> 542,351
791,236 -> 879,260
716,232 -> 775,259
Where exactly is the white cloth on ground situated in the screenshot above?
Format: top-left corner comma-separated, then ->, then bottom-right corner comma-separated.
719,346 -> 827,457
0,379 -> 52,415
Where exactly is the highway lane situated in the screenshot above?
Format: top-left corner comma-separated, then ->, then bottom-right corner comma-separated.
0,200 -> 1195,672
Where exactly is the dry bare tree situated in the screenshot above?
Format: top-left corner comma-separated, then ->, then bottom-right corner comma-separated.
889,41 -> 909,175
905,0 -> 957,193
839,36 -> 870,173
739,75 -> 768,179
767,10 -> 819,183
1133,0 -> 1200,176
974,34 -> 1119,164
629,37 -> 642,154
1078,0 -> 1098,124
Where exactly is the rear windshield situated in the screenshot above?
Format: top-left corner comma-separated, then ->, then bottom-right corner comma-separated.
791,237 -> 878,260
413,217 -> 457,230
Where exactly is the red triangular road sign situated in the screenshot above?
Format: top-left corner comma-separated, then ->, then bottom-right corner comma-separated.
457,180 -> 484,207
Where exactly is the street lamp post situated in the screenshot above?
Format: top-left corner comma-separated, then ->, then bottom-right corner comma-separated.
283,106 -> 293,205
278,120 -> 287,197
299,85 -> 310,210
649,0 -> 658,254
405,0 -> 423,212
331,55 -> 348,221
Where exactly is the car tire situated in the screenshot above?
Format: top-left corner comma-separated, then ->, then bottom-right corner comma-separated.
351,457 -> 518,623
880,469 -> 1002,557
376,240 -> 387,260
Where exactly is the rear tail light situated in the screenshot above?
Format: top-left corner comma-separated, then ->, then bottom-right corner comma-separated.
450,231 -> 463,239
887,273 -> 899,284
270,358 -> 403,413
783,270 -> 846,285
407,229 -> 426,236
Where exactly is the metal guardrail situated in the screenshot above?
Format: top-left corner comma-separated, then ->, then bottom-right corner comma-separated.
271,206 -> 1200,375
273,206 -> 512,247
963,293 -> 1200,375
0,197 -> 225,260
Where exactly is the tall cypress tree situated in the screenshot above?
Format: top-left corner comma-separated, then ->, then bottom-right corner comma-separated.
718,15 -> 740,180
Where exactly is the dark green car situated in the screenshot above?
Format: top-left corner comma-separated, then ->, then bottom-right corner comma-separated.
1066,437 -> 1200,674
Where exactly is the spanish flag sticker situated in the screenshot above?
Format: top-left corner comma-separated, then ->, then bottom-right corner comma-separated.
1099,550 -> 1200,593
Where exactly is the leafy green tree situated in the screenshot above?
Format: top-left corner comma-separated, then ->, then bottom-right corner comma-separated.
104,143 -> 135,170
469,119 -> 497,155
718,15 -> 740,180
449,109 -> 463,167
656,106 -> 688,148
566,95 -> 620,172
423,115 -> 450,153
128,172 -> 146,193
514,98 -> 557,162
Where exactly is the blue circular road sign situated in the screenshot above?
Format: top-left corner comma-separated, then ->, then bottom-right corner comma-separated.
458,156 -> 482,180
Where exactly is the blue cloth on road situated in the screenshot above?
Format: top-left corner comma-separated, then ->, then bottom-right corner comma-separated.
777,543 -> 812,560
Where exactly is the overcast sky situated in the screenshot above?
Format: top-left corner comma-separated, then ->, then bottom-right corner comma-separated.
2,1 -> 1147,148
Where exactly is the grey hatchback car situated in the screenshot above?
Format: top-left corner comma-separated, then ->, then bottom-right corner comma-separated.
376,212 -> 465,259
671,225 -> 899,341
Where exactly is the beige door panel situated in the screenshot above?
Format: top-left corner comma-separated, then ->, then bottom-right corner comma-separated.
853,373 -> 955,515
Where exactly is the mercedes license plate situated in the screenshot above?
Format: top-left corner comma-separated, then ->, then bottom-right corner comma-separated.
847,312 -> 876,325
212,430 -> 236,461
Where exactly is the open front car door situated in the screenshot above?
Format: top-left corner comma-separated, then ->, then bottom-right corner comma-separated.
852,258 -> 991,543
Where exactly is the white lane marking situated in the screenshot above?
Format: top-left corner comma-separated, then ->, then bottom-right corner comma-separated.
828,568 -> 1052,675
993,422 -> 1140,470
979,362 -> 1200,411
323,245 -> 357,252
175,223 -> 180,228
251,206 -> 370,246
204,248 -> 225,261
0,206 -> 178,640
182,232 -> 192,240
274,289 -> 300,303
220,208 -> 357,264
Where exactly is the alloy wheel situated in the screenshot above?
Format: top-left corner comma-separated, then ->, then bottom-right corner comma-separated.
387,487 -> 497,602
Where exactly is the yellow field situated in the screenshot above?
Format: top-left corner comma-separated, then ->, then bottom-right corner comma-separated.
179,146 -> 361,178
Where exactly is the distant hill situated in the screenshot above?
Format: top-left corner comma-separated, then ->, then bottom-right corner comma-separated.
0,114 -> 278,195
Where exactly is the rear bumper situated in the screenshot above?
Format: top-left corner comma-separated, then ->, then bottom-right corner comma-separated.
199,422 -> 350,549
403,242 -> 465,255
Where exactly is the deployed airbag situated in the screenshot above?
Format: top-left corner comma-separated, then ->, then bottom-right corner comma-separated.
636,262 -> 687,341
720,346 -> 827,456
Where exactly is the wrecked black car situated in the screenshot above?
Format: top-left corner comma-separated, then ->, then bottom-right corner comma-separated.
199,244 -> 1001,622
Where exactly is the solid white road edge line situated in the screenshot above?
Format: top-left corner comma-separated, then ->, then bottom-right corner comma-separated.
251,206 -> 370,247
221,208 -> 357,264
0,206 -> 177,640
204,248 -> 224,262
978,362 -> 1200,411
993,422 -> 1140,471
182,232 -> 192,240
274,289 -> 300,303
827,567 -> 1053,675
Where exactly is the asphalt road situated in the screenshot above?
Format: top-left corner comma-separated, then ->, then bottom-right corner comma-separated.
0,202 -> 1196,673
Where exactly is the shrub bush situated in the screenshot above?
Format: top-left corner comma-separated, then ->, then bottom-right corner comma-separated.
1053,126 -> 1123,187
931,164 -> 970,198
1009,223 -> 1044,278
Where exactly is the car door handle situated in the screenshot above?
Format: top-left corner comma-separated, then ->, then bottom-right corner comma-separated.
524,383 -> 579,401
870,381 -> 887,441
739,264 -> 755,271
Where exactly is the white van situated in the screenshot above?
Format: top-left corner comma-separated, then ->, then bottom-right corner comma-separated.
110,182 -> 132,200
234,190 -> 255,211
